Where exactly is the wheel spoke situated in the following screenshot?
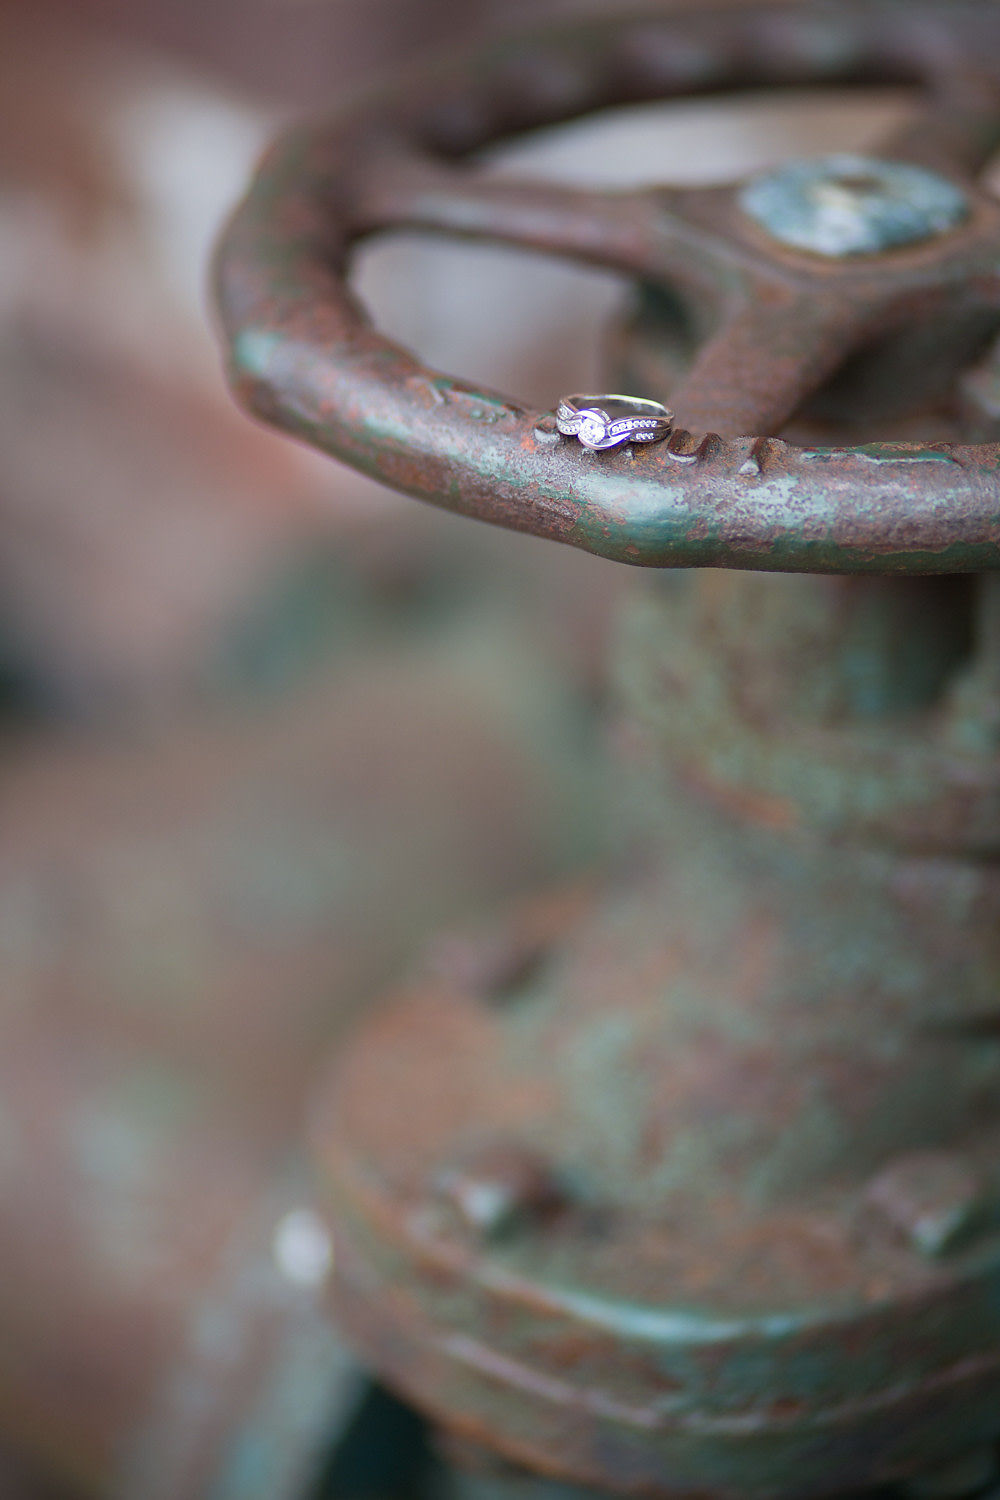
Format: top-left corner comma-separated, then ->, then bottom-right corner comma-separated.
879,75 -> 1000,179
353,150 -> 698,278
667,287 -> 878,437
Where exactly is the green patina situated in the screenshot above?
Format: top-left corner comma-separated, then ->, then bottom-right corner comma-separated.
215,2 -> 1000,1493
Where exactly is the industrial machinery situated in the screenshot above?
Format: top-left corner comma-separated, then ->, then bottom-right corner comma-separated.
217,3 -> 1000,1496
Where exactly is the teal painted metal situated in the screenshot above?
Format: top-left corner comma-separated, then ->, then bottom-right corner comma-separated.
313,570 -> 1000,1500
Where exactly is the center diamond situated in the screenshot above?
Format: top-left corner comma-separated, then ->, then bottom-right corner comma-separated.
577,412 -> 609,448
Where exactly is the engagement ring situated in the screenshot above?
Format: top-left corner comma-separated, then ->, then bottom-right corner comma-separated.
556,394 -> 674,450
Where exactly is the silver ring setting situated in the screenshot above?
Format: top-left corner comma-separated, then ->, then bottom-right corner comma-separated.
556,394 -> 674,450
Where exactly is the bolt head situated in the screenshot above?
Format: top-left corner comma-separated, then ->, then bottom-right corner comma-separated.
433,1142 -> 561,1241
863,1150 -> 995,1258
740,154 -> 969,257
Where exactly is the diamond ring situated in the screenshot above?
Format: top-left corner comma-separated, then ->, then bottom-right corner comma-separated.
555,394 -> 674,450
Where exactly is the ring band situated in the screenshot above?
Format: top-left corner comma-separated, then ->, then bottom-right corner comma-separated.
556,394 -> 674,450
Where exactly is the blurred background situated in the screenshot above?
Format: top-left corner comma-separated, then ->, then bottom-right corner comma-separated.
0,2 -> 916,1497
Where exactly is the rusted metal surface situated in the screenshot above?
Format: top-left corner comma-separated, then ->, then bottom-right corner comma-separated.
212,1 -> 1000,1495
314,591 -> 1000,1497
215,0 -> 1000,575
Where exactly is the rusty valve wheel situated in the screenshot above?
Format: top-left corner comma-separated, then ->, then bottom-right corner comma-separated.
217,0 -> 1000,576
215,6 -> 1000,1500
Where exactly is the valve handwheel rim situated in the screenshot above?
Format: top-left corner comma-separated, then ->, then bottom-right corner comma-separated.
215,0 -> 1000,575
